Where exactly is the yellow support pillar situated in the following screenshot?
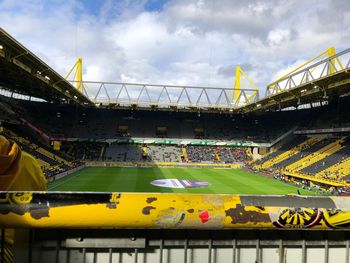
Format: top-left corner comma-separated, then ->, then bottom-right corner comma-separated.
214,148 -> 221,161
182,147 -> 188,162
65,57 -> 92,96
76,57 -> 83,93
143,146 -> 148,156
233,66 -> 259,106
234,66 -> 241,105
327,47 -> 340,74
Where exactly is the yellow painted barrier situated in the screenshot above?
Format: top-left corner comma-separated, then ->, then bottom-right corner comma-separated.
86,161 -> 242,169
1,192 -> 350,230
282,171 -> 348,187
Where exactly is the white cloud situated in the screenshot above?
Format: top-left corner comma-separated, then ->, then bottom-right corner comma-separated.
267,29 -> 291,46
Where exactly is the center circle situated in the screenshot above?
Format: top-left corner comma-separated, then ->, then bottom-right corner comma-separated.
150,179 -> 210,188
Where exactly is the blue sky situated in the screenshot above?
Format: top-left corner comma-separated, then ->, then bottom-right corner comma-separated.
0,0 -> 349,98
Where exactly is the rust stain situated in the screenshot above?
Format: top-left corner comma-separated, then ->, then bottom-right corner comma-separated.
225,204 -> 270,224
146,197 -> 158,204
106,203 -> 117,209
187,209 -> 194,213
142,206 -> 156,215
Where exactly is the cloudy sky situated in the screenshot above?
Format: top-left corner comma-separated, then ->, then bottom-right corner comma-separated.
0,0 -> 349,96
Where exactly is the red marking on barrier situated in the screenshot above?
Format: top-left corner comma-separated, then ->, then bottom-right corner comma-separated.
199,211 -> 209,223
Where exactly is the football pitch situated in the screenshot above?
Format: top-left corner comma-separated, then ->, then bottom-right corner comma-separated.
48,167 -> 318,195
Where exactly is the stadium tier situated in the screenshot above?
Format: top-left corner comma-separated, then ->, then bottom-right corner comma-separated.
3,93 -> 350,188
2,93 -> 350,192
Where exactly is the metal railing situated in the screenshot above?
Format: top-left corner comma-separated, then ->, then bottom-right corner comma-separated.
266,48 -> 350,97
68,81 -> 258,109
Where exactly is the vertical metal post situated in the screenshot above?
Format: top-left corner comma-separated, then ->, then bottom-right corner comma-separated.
256,239 -> 260,263
108,248 -> 113,263
82,248 -> 86,263
28,229 -> 33,263
302,239 -> 306,263
346,239 -> 349,263
279,239 -> 284,263
134,248 -> 138,263
324,239 -> 329,263
184,238 -> 188,263
55,239 -> 60,263
237,246 -> 241,263
159,238 -> 163,263
208,239 -> 212,263
232,239 -> 236,263
1,228 -> 4,263
66,249 -> 70,263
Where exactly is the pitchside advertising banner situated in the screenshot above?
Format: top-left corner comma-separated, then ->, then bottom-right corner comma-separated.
60,137 -> 269,147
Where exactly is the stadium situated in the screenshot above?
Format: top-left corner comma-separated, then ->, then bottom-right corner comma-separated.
1,4 -> 350,262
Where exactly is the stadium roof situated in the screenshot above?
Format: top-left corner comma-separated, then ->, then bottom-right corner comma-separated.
0,27 -> 350,113
0,27 -> 93,106
236,47 -> 350,113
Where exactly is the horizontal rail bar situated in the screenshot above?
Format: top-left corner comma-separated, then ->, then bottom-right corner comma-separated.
1,192 -> 350,229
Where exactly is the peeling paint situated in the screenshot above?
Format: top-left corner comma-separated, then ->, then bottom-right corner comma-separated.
146,197 -> 157,204
106,203 -> 117,209
142,206 -> 156,215
225,204 -> 270,224
3,192 -> 350,229
30,208 -> 49,220
175,213 -> 186,226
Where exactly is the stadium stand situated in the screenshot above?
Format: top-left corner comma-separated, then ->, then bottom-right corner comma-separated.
6,97 -> 314,141
4,90 -> 350,188
147,145 -> 181,162
257,136 -> 325,169
5,86 -> 350,188
186,145 -> 217,163
301,137 -> 350,175
104,144 -> 143,162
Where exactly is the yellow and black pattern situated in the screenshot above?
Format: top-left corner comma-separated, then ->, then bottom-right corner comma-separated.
1,192 -> 350,230
273,208 -> 322,228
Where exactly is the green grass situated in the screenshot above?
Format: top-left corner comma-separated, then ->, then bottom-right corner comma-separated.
48,167 -> 318,195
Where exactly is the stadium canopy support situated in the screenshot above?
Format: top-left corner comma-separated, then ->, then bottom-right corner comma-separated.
65,57 -> 259,111
266,47 -> 344,96
65,57 -> 92,97
233,66 -> 259,107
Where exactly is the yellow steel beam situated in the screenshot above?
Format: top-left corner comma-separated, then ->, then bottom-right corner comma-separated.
233,66 -> 259,105
234,66 -> 241,103
65,57 -> 96,98
65,57 -> 84,94
269,47 -> 344,90
2,192 -> 350,229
